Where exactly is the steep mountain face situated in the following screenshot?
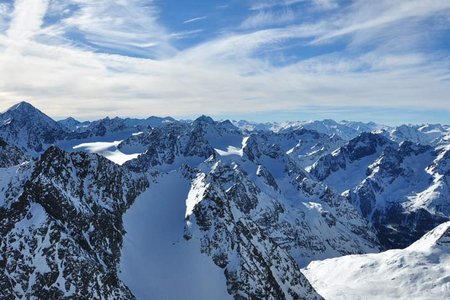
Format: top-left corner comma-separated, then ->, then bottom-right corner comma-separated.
346,142 -> 449,248
0,147 -> 148,299
259,128 -> 344,169
238,134 -> 380,264
0,138 -> 27,168
183,156 -> 379,274
118,122 -> 189,155
310,132 -> 396,193
310,132 -> 450,249
185,163 -> 323,300
63,116 -> 176,138
303,221 -> 450,300
0,102 -> 67,154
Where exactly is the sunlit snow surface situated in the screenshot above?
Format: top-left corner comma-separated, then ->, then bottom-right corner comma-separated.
303,222 -> 450,300
119,172 -> 230,300
72,141 -> 139,165
213,136 -> 249,158
214,145 -> 243,157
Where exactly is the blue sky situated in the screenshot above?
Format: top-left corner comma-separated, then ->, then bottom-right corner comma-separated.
0,0 -> 449,125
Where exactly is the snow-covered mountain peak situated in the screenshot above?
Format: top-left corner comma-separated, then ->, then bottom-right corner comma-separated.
0,102 -> 66,154
347,132 -> 392,153
385,123 -> 450,146
4,101 -> 35,112
58,116 -> 81,129
2,101 -> 56,125
217,119 -> 236,130
193,115 -> 215,125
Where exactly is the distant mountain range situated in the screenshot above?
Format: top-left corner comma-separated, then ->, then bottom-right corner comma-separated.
1,101 -> 449,299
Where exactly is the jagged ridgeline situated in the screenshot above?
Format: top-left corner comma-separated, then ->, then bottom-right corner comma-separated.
0,102 -> 449,299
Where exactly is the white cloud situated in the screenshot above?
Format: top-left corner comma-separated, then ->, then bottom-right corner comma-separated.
5,0 -> 48,51
311,0 -> 450,44
0,0 -> 449,121
43,0 -> 177,58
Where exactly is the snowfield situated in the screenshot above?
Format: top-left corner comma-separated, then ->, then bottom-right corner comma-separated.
119,172 -> 230,300
303,221 -> 450,300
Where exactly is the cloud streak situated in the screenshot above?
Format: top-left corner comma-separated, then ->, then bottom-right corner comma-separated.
250,0 -> 338,11
183,16 -> 207,24
6,0 -> 48,51
43,0 -> 177,58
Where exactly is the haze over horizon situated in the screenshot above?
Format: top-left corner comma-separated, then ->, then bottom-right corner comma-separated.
0,0 -> 449,124
1,100 -> 449,127
0,101 -> 449,126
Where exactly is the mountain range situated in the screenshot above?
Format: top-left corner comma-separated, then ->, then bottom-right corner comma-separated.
0,101 -> 449,299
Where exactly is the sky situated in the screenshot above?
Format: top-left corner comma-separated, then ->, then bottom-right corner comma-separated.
0,0 -> 449,124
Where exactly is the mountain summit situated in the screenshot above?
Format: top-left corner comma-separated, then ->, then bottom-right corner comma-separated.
0,101 -> 66,153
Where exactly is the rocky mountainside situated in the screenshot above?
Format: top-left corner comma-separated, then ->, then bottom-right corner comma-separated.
60,116 -> 176,138
0,147 -> 148,299
310,132 -> 450,249
0,138 -> 27,168
0,102 -> 66,154
1,101 -> 450,299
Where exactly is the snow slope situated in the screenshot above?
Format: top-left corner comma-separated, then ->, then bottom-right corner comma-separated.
303,221 -> 450,300
120,172 -> 230,300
